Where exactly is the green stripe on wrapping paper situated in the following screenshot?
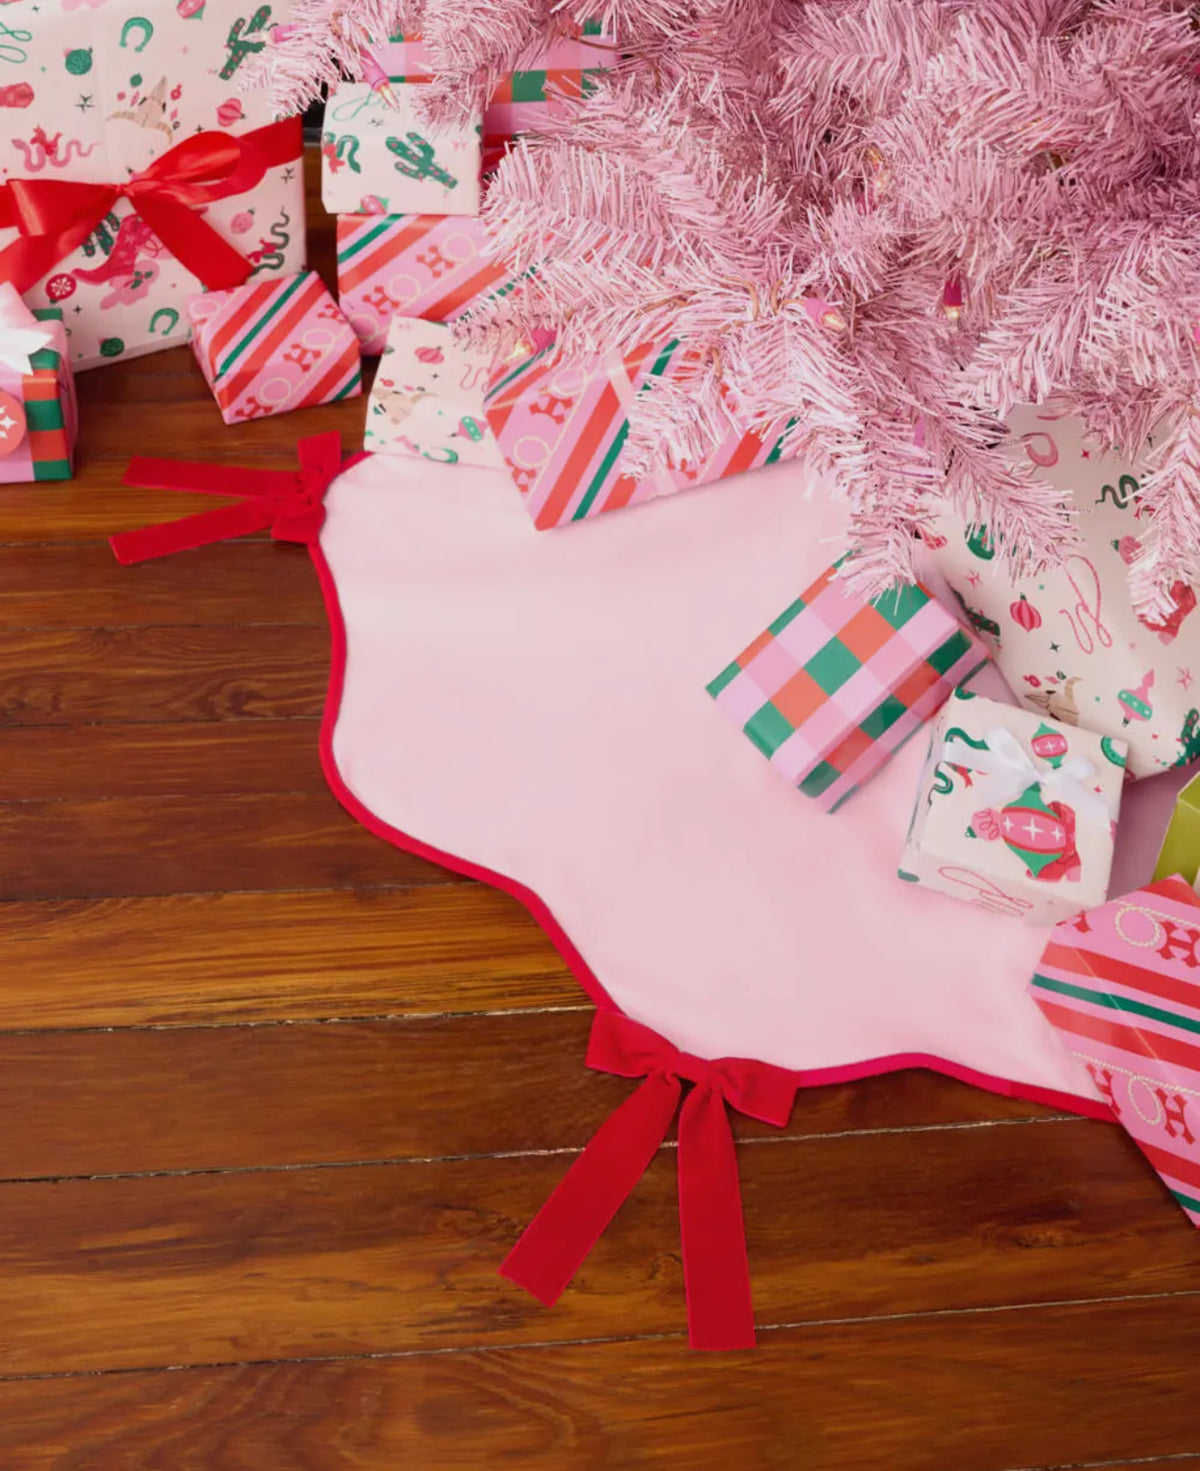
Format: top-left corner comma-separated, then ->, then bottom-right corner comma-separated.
337,217 -> 398,265
484,340 -> 558,403
872,581 -> 930,630
1031,973 -> 1200,1037
25,398 -> 64,432
32,457 -> 71,482
799,760 -> 840,798
333,370 -> 362,401
764,416 -> 799,465
572,340 -> 679,521
743,701 -> 793,758
1173,1188 -> 1200,1214
216,274 -> 311,381
767,596 -> 807,634
707,662 -> 741,698
510,69 -> 547,102
926,628 -> 976,676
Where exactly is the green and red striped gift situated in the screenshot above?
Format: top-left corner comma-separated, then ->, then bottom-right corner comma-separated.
1031,876 -> 1200,1225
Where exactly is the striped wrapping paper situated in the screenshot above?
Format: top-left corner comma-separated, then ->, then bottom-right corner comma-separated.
484,340 -> 796,529
1031,876 -> 1200,1224
373,22 -> 614,148
186,272 -> 362,425
708,564 -> 986,812
336,214 -> 525,355
0,308 -> 76,484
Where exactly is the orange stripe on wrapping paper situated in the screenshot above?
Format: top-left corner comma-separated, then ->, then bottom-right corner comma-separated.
28,426 -> 66,459
1137,1137 -> 1200,1193
339,216 -> 443,296
1036,996 -> 1200,1074
232,274 -> 328,381
302,338 -> 361,407
486,351 -> 560,440
205,282 -> 281,370
425,259 -> 512,320
578,343 -> 683,517
23,373 -> 57,402
722,427 -> 772,479
537,376 -> 626,528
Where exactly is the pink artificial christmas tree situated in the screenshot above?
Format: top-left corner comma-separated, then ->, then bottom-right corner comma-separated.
250,0 -> 1200,619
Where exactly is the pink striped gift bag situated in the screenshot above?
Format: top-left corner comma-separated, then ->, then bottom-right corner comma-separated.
1031,876 -> 1200,1224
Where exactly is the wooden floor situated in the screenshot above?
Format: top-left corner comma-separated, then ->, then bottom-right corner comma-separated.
3,154 -> 1200,1471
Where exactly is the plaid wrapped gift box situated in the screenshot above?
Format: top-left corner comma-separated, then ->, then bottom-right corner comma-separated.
0,306 -> 77,484
485,339 -> 796,528
1031,876 -> 1200,1223
186,272 -> 362,425
708,564 -> 986,812
336,213 -> 528,355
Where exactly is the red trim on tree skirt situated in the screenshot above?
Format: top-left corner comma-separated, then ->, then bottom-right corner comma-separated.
112,440 -> 1115,1351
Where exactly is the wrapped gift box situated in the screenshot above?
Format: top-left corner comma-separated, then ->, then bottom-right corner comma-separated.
1154,774 -> 1200,887
0,0 -> 305,371
336,212 -> 524,354
484,339 -> 798,528
707,564 -> 985,812
374,23 -> 614,149
923,407 -> 1200,779
364,317 -> 504,467
900,687 -> 1127,923
321,82 -> 483,216
186,271 -> 361,424
1031,876 -> 1200,1224
0,290 -> 76,483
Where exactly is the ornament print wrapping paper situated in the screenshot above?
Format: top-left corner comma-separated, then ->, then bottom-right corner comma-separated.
707,564 -> 986,812
364,317 -> 503,467
0,0 -> 305,371
374,24 -> 614,149
925,407 -> 1200,780
186,271 -> 361,424
0,292 -> 75,482
320,82 -> 483,217
1031,876 -> 1200,1225
901,687 -> 1128,925
484,340 -> 798,528
335,211 -> 523,354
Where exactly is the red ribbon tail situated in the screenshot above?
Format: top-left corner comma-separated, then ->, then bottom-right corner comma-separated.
678,1084 -> 757,1351
109,500 -> 272,565
501,1072 -> 681,1306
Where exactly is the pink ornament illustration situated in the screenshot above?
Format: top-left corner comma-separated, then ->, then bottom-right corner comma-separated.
971,809 -> 1002,841
1117,669 -> 1155,724
229,211 -> 254,234
0,83 -> 34,108
216,98 -> 243,128
1010,594 -> 1041,632
177,0 -> 205,15
415,346 -> 444,365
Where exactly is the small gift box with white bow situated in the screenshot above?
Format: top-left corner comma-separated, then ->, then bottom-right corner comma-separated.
0,283 -> 77,484
899,687 -> 1128,923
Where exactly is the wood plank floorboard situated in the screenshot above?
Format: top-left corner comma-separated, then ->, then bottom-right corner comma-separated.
3,145 -> 1198,1467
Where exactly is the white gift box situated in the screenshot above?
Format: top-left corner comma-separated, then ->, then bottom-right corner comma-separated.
924,408 -> 1200,779
321,83 -> 483,217
900,687 -> 1127,925
0,0 -> 305,370
364,317 -> 504,468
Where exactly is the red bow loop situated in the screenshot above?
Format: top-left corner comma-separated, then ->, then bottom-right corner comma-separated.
502,1010 -> 797,1352
108,432 -> 343,565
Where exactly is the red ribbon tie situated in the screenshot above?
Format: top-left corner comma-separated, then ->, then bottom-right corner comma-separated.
109,432 -> 342,564
0,117 -> 301,294
501,1010 -> 796,1351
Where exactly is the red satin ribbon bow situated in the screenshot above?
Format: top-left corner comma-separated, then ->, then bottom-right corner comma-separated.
0,117 -> 301,295
108,432 -> 342,565
501,1010 -> 797,1351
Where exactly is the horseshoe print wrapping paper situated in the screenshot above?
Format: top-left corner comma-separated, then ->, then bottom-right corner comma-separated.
0,0 -> 305,369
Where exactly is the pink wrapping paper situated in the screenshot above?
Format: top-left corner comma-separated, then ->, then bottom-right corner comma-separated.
187,271 -> 362,424
1031,876 -> 1200,1223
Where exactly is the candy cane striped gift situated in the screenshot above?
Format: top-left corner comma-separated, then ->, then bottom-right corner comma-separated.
186,272 -> 362,425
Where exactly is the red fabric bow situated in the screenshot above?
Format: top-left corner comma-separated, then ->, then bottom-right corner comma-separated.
502,1010 -> 796,1350
109,432 -> 342,565
0,117 -> 301,295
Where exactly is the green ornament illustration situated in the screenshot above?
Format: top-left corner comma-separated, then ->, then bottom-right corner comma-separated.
1176,709 -> 1200,767
1100,735 -> 1128,769
99,337 -> 125,358
65,48 -> 93,75
950,589 -> 1001,641
965,522 -> 995,560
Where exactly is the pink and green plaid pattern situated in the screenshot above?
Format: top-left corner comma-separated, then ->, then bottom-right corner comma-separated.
708,563 -> 986,811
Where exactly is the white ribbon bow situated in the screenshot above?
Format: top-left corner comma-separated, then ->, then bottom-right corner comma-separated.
0,282 -> 55,377
940,724 -> 1113,826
